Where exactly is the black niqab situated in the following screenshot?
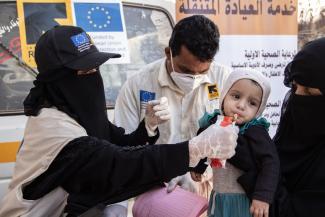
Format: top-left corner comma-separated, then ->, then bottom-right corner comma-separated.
283,37 -> 325,94
24,67 -> 111,140
273,37 -> 325,217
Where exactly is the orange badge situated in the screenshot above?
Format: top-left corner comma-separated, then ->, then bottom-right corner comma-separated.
206,84 -> 219,100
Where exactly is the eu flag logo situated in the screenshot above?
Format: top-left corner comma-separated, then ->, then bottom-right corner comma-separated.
70,32 -> 89,46
74,3 -> 123,32
70,32 -> 91,52
140,90 -> 156,103
140,90 -> 156,111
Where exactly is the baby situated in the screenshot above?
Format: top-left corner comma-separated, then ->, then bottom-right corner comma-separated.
194,69 -> 280,217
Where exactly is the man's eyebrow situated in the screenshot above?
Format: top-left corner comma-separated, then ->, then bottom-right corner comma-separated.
198,68 -> 210,73
178,64 -> 209,74
178,64 -> 193,73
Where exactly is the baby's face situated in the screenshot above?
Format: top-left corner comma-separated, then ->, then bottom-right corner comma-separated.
223,79 -> 262,125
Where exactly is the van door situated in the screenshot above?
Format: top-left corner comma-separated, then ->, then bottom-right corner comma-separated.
0,1 -> 36,199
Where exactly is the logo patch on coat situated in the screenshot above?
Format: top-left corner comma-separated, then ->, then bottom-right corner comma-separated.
140,90 -> 156,111
206,83 -> 219,100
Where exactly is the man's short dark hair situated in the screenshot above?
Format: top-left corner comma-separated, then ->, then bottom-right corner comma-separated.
169,15 -> 220,62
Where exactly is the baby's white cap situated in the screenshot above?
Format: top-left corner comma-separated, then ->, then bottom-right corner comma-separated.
220,69 -> 271,117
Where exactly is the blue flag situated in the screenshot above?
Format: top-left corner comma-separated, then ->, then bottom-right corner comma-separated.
140,90 -> 156,111
70,32 -> 89,46
74,3 -> 123,32
140,90 -> 156,103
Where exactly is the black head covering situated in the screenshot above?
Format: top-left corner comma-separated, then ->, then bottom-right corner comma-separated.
23,25 -> 120,140
283,37 -> 325,94
273,37 -> 325,216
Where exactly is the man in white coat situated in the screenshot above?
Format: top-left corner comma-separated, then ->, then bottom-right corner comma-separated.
113,15 -> 231,216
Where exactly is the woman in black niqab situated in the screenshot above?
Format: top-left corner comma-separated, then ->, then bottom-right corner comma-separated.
23,66 -> 112,141
273,37 -> 325,217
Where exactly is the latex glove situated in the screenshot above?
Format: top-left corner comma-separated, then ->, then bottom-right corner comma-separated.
166,172 -> 199,193
250,199 -> 270,217
103,204 -> 127,217
145,96 -> 170,136
188,124 -> 239,167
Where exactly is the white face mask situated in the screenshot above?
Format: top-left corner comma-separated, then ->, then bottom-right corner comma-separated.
170,71 -> 207,93
169,52 -> 208,93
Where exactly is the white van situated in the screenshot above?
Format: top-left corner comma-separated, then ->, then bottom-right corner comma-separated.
0,0 -> 175,203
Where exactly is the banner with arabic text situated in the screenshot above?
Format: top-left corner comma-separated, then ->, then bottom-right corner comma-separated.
176,0 -> 298,136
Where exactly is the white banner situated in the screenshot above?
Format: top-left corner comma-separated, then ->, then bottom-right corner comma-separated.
72,0 -> 130,64
216,35 -> 297,136
177,0 -> 298,136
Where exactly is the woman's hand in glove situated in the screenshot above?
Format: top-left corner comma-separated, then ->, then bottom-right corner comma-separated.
188,124 -> 239,167
145,97 -> 170,136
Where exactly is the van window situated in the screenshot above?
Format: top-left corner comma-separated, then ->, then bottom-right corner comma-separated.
0,2 -> 173,112
100,5 -> 173,107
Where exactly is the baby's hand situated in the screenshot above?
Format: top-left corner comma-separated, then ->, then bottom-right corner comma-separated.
190,171 -> 202,182
250,199 -> 269,217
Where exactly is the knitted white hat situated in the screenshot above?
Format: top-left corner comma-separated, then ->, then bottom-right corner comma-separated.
219,69 -> 271,117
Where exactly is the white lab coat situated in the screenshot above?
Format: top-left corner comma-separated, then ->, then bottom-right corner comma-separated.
114,58 -> 231,199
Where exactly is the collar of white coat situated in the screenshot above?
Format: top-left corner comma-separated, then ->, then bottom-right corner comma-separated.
158,58 -> 212,94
